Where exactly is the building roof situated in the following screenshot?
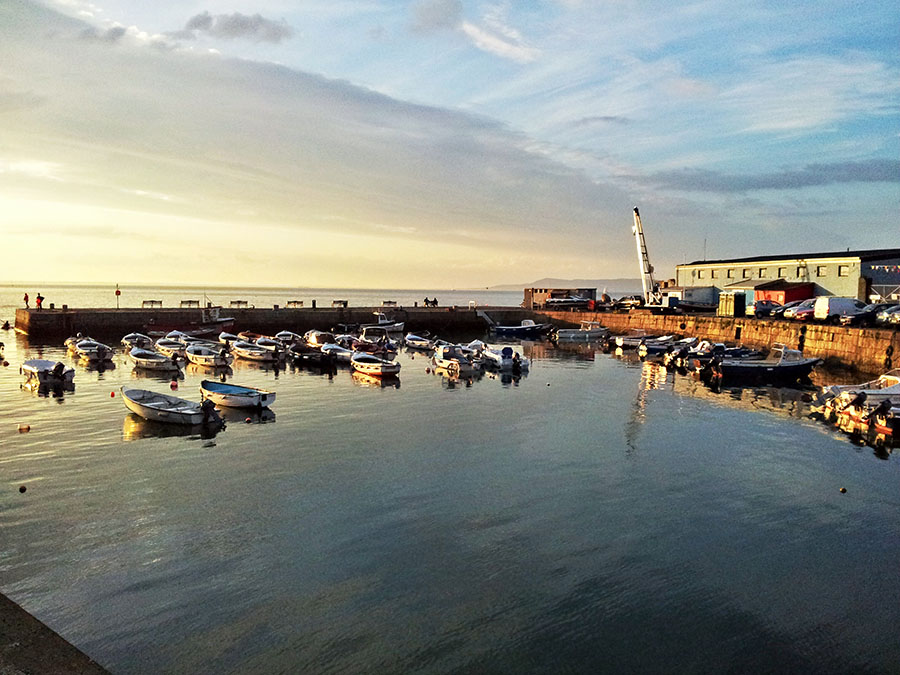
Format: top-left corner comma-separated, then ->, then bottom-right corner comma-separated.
680,248 -> 900,267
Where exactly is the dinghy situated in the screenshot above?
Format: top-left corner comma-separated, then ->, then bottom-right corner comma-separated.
200,380 -> 276,408
21,359 -> 75,386
185,344 -> 233,367
154,338 -> 187,358
351,352 -> 401,377
404,333 -> 435,350
121,332 -> 154,349
74,339 -> 114,361
321,343 -> 353,363
481,345 -> 530,371
130,347 -> 181,371
121,387 -> 222,425
432,345 -> 480,375
231,340 -> 277,362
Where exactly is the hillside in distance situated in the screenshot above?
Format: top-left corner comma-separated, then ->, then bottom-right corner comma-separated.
488,278 -> 642,293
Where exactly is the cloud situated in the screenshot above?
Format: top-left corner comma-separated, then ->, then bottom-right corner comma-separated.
180,11 -> 294,43
79,24 -> 127,43
410,0 -> 462,32
645,160 -> 900,193
570,116 -> 631,128
460,21 -> 539,63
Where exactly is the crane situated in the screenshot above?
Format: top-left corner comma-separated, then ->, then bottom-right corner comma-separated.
632,207 -> 663,306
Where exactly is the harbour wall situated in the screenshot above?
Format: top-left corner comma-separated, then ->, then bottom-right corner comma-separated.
540,309 -> 900,376
14,306 -> 899,375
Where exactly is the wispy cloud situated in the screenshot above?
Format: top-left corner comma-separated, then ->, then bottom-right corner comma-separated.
176,11 -> 294,43
410,0 -> 462,32
645,160 -> 900,193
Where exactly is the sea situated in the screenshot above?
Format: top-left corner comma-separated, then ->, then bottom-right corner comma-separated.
1,284 -> 899,674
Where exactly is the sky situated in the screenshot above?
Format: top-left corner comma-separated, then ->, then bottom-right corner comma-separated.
0,0 -> 897,289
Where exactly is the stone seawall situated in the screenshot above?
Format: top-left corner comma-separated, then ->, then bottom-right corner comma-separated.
539,309 -> 900,376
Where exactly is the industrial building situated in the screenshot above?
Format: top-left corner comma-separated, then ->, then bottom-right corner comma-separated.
674,248 -> 900,305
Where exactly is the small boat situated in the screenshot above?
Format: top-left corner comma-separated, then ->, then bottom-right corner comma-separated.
275,331 -> 304,345
255,337 -> 285,352
821,368 -> 900,407
615,333 -> 674,350
74,339 -> 114,361
355,326 -> 399,356
321,343 -> 354,363
698,343 -> 821,387
491,318 -> 552,339
404,333 -> 435,350
185,344 -> 233,367
218,331 -> 240,346
237,331 -> 264,342
303,330 -> 335,349
361,312 -> 405,332
21,359 -> 75,386
121,332 -> 154,349
552,321 -> 610,342
121,387 -> 222,426
351,351 -> 401,377
154,338 -> 187,358
432,344 -> 480,375
200,379 -> 276,408
130,347 -> 181,371
231,340 -> 277,361
65,334 -> 94,350
481,345 -> 530,371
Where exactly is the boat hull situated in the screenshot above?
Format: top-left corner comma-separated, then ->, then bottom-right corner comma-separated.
121,388 -> 218,425
200,380 -> 275,408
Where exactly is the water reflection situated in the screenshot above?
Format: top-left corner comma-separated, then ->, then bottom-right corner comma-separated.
217,407 -> 276,424
21,380 -> 76,399
184,363 -> 233,379
351,371 -> 400,389
130,367 -> 184,382
432,366 -> 482,388
122,413 -> 225,441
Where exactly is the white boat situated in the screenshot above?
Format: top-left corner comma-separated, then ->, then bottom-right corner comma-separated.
822,369 -> 900,408
615,333 -> 674,349
432,344 -> 480,375
405,333 -> 435,350
481,345 -> 530,371
552,321 -> 610,342
74,339 -> 114,361
121,387 -> 222,425
231,340 -> 277,361
275,331 -> 304,345
255,337 -> 285,352
121,332 -> 154,349
361,312 -> 405,332
130,347 -> 181,371
303,330 -> 335,349
21,359 -> 75,386
321,343 -> 353,363
200,379 -> 276,408
218,331 -> 240,346
185,344 -> 233,367
65,334 -> 94,350
351,351 -> 401,376
154,338 -> 187,358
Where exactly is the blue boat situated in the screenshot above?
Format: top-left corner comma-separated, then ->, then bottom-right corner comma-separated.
200,379 -> 276,408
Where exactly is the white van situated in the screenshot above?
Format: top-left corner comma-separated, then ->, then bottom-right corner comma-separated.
814,296 -> 867,323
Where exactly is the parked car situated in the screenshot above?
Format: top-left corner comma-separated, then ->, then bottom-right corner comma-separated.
876,305 -> 900,326
792,306 -> 816,321
839,303 -> 897,327
814,296 -> 867,323
745,299 -> 781,318
771,299 -> 805,319
783,298 -> 816,320
615,295 -> 644,310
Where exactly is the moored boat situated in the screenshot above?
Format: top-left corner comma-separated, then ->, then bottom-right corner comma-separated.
121,387 -> 222,425
321,343 -> 354,363
231,340 -> 278,362
481,345 -> 530,371
185,344 -> 233,367
404,333 -> 435,350
154,338 -> 187,358
130,347 -> 181,371
491,318 -> 552,338
432,344 -> 480,375
121,332 -> 154,350
74,339 -> 114,361
21,359 -> 75,386
200,379 -> 276,408
552,321 -> 610,342
350,352 -> 401,377
698,343 -> 820,387
361,312 -> 405,332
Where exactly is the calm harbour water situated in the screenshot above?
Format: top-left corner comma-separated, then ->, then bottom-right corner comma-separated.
1,287 -> 899,673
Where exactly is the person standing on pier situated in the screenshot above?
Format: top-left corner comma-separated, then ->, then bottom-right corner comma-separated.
23,292 -> 28,308
35,293 -> 44,310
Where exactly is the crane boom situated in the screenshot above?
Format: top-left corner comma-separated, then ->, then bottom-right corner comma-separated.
632,207 -> 662,305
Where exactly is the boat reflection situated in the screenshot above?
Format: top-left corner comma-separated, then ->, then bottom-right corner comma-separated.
217,407 -> 276,424
432,366 -> 482,388
351,371 -> 400,389
130,367 -> 184,382
21,380 -> 76,399
185,363 -> 233,379
82,360 -> 116,373
122,413 -> 225,441
231,359 -> 285,376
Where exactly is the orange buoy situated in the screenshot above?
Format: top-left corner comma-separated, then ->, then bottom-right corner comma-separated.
170,381 -> 178,390
17,423 -> 30,433
110,391 -> 115,397
245,417 -> 252,423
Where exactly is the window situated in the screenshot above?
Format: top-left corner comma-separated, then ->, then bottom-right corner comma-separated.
838,265 -> 849,277
817,266 -> 827,277
711,269 -> 719,279
797,266 -> 806,277
777,267 -> 787,278
743,269 -> 752,278
727,269 -> 734,279
758,267 -> 768,278
697,270 -> 705,279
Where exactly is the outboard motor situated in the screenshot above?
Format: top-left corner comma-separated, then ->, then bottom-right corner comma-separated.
200,398 -> 222,425
51,361 -> 65,379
